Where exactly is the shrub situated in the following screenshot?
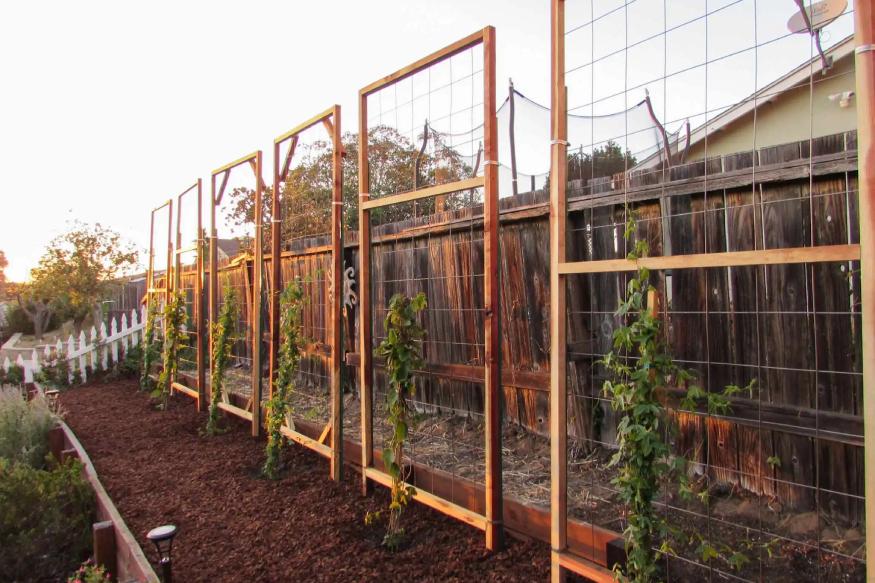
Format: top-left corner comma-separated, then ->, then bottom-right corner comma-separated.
36,355 -> 72,389
0,387 -> 56,468
263,279 -> 305,480
117,344 -> 143,379
0,458 -> 94,582
68,559 -> 111,583
2,363 -> 25,386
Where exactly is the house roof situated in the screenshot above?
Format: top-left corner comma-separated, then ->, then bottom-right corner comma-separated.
216,238 -> 241,258
635,34 -> 855,169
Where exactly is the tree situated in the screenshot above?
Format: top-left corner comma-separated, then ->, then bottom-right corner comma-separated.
0,250 -> 7,299
10,281 -> 54,340
223,125 -> 474,248
21,222 -> 139,339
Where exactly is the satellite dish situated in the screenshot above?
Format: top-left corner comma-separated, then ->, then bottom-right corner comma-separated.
787,0 -> 847,33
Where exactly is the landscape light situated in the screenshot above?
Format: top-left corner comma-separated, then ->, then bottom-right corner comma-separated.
146,524 -> 178,583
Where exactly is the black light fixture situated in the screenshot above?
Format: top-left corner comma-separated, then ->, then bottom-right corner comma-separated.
147,524 -> 178,583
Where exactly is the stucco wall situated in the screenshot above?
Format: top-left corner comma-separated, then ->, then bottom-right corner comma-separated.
687,54 -> 857,160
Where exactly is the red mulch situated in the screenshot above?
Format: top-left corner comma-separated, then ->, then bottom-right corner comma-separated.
60,379 -> 551,582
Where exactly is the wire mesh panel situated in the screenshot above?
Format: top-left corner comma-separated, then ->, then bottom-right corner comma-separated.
209,152 -> 265,435
551,0 -> 865,581
269,106 -> 344,480
357,28 -> 503,549
172,180 -> 204,405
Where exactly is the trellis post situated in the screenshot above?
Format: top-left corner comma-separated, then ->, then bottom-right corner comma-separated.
855,0 -> 875,579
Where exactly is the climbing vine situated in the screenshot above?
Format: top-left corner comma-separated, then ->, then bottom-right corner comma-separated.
140,297 -> 160,391
262,279 -> 306,480
154,291 -> 187,410
601,215 -> 750,582
368,292 -> 427,550
206,286 -> 237,436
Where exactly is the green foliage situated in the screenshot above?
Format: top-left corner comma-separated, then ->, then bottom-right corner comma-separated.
140,298 -> 160,391
262,279 -> 306,480
2,303 -> 58,336
67,559 -> 111,583
767,455 -> 782,469
29,221 -> 139,324
206,286 -> 237,436
601,214 -> 751,582
35,354 -> 72,389
114,344 -> 143,380
226,126 -> 473,241
373,292 -> 427,549
153,291 -> 187,409
0,458 -> 94,582
0,387 -> 56,468
2,363 -> 25,386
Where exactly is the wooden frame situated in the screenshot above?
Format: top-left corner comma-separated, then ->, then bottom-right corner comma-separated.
271,105 -> 344,481
549,0 -> 867,580
209,151 -> 264,438
357,27 -> 504,551
146,199 -> 173,309
171,180 -> 205,410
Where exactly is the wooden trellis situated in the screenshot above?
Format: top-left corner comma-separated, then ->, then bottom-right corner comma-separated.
548,0 -> 873,581
209,151 -> 265,438
170,180 -> 205,409
357,27 -> 504,551
146,199 -> 173,311
271,106 -> 344,481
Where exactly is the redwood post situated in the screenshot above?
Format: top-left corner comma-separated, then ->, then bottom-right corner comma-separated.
854,0 -> 875,578
270,138 -> 282,400
92,521 -> 117,581
482,25 -> 504,552
330,104 -> 344,482
550,0 -> 568,580
358,90 -> 374,496
251,151 -> 264,437
196,179 -> 206,411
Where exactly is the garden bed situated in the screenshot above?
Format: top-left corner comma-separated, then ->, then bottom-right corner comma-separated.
60,379 -> 551,582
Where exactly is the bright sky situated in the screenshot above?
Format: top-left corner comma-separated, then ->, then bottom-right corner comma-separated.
0,0 -> 854,282
0,0 -> 549,282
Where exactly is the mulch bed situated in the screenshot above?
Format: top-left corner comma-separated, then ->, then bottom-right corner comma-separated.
60,379 -> 551,582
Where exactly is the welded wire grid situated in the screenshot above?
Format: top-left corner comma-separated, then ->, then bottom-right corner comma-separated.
564,1 -> 862,581
148,207 -> 172,346
272,131 -> 334,421
175,190 -> 201,381
214,169 -> 259,403
362,43 -> 494,492
176,252 -> 198,377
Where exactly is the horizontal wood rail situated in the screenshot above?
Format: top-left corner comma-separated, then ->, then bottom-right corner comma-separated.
363,466 -> 488,531
274,106 -> 337,144
557,551 -> 617,583
360,28 -> 486,96
217,401 -> 253,422
559,244 -> 860,274
280,425 -> 332,458
360,176 -> 485,210
211,151 -> 259,176
171,382 -> 198,401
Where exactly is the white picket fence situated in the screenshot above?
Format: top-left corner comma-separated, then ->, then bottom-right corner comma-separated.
2,307 -> 147,384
